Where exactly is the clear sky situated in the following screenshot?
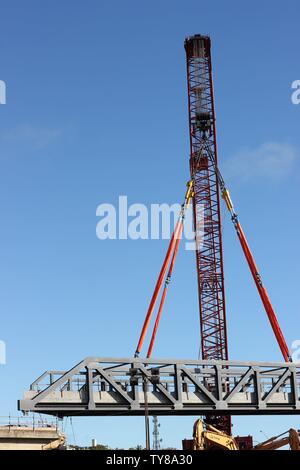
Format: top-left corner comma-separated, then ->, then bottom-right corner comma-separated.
0,0 -> 299,448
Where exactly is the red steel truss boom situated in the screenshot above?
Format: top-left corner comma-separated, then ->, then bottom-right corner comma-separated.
184,34 -> 230,434
184,35 -> 228,362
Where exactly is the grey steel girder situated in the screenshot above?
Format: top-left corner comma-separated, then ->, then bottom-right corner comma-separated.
18,357 -> 300,417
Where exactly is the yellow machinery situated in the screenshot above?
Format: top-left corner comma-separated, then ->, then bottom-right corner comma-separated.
193,419 -> 300,451
253,429 -> 300,451
41,435 -> 66,451
193,419 -> 239,450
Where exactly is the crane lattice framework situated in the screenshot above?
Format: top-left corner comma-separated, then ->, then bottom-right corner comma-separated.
185,35 -> 230,434
185,35 -> 228,362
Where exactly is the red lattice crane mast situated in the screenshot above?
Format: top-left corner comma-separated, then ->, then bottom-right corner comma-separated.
184,34 -> 230,434
184,35 -> 228,363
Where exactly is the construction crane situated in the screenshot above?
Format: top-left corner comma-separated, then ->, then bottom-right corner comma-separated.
184,34 -> 230,434
134,34 -> 290,437
184,34 -> 228,364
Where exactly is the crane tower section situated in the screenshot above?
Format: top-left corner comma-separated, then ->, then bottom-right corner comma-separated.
184,35 -> 228,361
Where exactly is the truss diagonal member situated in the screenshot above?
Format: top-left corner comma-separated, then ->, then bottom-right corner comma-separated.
93,366 -> 133,405
224,367 -> 254,403
181,366 -> 217,404
262,368 -> 291,404
29,359 -> 88,406
30,371 -> 55,391
137,364 -> 178,406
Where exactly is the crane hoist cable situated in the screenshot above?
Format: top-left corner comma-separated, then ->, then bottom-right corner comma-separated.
134,181 -> 194,358
202,141 -> 291,362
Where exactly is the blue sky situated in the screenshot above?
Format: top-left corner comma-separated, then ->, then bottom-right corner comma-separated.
0,0 -> 299,448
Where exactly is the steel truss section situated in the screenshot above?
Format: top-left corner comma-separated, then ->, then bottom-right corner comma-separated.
185,35 -> 228,362
185,34 -> 229,433
18,357 -> 300,417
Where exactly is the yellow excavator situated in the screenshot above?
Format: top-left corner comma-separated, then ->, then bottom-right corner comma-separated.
192,419 -> 300,451
253,429 -> 300,451
193,419 -> 239,450
41,435 -> 66,451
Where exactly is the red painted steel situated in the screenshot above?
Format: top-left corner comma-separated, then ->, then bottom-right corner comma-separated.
235,220 -> 290,362
184,35 -> 228,362
204,142 -> 291,362
135,181 -> 193,357
146,222 -> 184,358
184,35 -> 230,434
135,219 -> 182,356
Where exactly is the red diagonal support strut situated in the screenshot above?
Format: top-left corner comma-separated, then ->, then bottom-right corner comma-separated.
134,219 -> 182,357
146,221 -> 184,358
135,182 -> 193,358
235,220 -> 290,362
